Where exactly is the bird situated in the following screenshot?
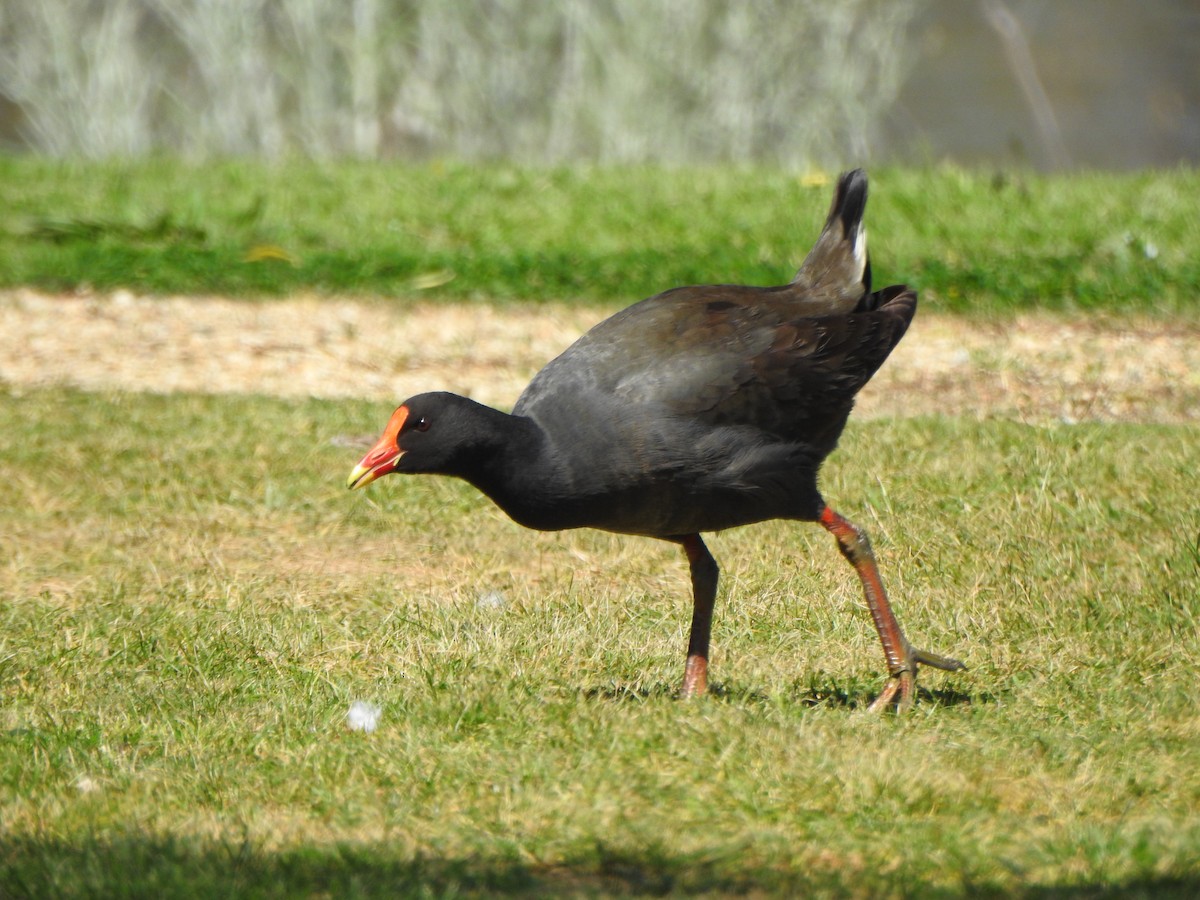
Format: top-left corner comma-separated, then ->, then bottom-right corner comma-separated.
347,169 -> 964,711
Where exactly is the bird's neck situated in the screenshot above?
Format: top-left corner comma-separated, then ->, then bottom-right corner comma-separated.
454,409 -> 568,529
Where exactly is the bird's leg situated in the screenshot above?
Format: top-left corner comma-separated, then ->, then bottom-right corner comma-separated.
819,506 -> 964,712
678,534 -> 719,698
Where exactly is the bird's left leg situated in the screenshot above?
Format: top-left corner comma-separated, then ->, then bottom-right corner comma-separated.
677,533 -> 719,698
819,505 -> 965,711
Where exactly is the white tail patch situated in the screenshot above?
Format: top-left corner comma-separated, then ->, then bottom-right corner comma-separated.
853,225 -> 868,281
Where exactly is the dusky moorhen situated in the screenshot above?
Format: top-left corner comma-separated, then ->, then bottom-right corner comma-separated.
348,170 -> 964,711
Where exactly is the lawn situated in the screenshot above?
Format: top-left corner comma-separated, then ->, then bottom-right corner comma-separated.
2,159 -> 1198,896
2,387 -> 1198,897
2,159 -> 1199,313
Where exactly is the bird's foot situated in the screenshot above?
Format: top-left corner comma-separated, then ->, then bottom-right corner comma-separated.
679,655 -> 708,699
868,646 -> 966,713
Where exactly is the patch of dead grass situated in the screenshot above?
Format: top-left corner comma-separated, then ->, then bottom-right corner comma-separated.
2,289 -> 1198,424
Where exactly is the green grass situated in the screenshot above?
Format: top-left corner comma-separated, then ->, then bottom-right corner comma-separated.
2,386 -> 1198,897
2,158 -> 1198,313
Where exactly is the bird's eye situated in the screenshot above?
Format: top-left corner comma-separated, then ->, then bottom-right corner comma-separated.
415,416 -> 431,432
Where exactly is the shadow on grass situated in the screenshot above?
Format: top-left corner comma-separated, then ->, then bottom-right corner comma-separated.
784,680 -> 997,711
2,834 -> 1197,899
582,680 -> 995,711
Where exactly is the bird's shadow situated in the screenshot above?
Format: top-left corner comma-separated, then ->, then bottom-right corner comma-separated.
583,679 -> 993,711
784,681 -> 992,710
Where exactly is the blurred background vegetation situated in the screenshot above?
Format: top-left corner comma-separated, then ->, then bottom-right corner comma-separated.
0,0 -> 1196,169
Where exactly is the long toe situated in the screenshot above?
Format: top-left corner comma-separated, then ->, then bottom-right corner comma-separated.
913,647 -> 967,672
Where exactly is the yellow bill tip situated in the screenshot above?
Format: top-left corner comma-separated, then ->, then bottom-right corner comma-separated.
346,464 -> 375,490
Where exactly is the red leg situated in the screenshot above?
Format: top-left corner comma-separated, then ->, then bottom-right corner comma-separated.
819,506 -> 964,711
678,534 -> 718,698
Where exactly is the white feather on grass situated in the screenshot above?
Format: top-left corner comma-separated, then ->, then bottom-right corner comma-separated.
476,590 -> 507,610
347,700 -> 381,733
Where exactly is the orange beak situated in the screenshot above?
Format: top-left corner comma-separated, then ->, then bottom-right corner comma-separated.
346,406 -> 409,490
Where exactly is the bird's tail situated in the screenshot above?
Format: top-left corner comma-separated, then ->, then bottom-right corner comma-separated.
791,169 -> 871,312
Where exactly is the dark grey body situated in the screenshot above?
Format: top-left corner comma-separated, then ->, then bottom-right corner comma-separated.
498,283 -> 914,536
396,284 -> 914,538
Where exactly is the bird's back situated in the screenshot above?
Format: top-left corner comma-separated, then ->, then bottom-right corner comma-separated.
516,168 -> 908,446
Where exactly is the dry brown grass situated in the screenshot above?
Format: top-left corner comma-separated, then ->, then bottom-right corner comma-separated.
3,288 -> 1198,424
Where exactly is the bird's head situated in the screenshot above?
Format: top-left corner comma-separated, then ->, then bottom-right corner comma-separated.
346,392 -> 511,490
